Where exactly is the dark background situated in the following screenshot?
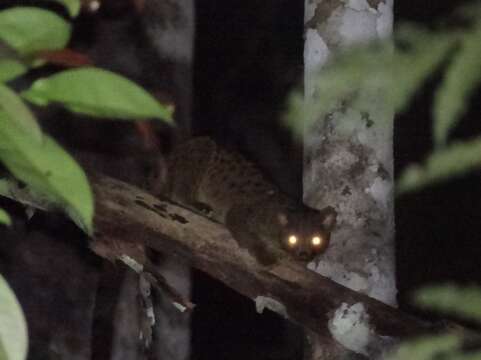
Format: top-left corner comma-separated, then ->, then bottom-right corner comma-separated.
192,0 -> 481,358
0,1 -> 480,359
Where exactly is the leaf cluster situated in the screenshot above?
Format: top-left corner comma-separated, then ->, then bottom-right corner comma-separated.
0,3 -> 173,358
0,3 -> 173,231
0,275 -> 27,360
388,285 -> 481,360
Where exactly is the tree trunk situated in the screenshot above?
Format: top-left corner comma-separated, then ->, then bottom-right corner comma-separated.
140,1 -> 194,359
303,0 -> 395,358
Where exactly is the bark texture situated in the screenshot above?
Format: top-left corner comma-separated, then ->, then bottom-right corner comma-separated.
303,0 -> 395,357
91,174 -> 429,343
141,0 -> 195,358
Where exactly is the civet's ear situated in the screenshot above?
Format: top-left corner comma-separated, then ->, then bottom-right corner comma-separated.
277,212 -> 289,226
319,206 -> 337,231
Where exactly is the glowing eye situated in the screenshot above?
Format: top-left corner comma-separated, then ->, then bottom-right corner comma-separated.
312,236 -> 322,246
288,235 -> 297,245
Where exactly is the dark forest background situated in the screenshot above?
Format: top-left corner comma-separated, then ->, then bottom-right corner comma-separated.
193,0 -> 481,358
194,0 -> 481,358
0,0 -> 480,359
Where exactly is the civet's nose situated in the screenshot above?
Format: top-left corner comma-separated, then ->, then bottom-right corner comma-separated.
298,250 -> 309,259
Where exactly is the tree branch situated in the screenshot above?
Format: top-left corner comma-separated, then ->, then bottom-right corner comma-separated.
91,173 -> 431,343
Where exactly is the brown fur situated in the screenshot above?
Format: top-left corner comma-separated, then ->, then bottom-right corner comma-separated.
164,137 -> 336,265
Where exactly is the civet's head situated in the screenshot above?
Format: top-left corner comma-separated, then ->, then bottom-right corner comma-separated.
277,206 -> 337,261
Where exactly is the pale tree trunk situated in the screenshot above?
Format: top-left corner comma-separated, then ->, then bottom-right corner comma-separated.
303,0 -> 395,358
142,1 -> 194,359
106,1 -> 195,359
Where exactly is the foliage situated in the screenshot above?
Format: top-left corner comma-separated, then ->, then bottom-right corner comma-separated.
0,110 -> 94,233
0,4 -> 173,236
0,275 -> 27,360
46,0 -> 81,17
286,29 -> 458,133
0,85 -> 42,142
415,285 -> 481,323
0,7 -> 71,57
387,334 -> 462,360
387,284 -> 481,360
0,208 -> 10,226
22,67 -> 173,121
0,2 -> 174,358
0,60 -> 26,83
397,136 -> 481,194
286,4 -> 481,193
433,20 -> 481,148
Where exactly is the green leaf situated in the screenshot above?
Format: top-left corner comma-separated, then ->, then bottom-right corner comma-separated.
0,60 -> 27,83
0,111 -> 93,234
284,26 -> 457,135
0,208 -> 11,226
388,26 -> 458,111
415,285 -> 481,323
0,177 -> 59,212
46,0 -> 81,17
450,351 -> 481,360
433,24 -> 481,147
397,136 -> 481,194
0,340 -> 8,360
0,84 -> 42,143
387,334 -> 460,360
0,275 -> 28,360
22,67 -> 174,122
0,7 -> 71,56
